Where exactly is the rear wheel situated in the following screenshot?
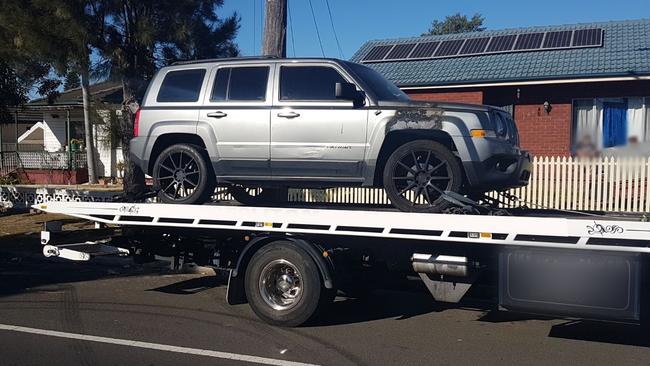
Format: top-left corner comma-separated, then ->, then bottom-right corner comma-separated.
229,185 -> 288,206
383,140 -> 462,213
245,241 -> 332,326
153,144 -> 215,204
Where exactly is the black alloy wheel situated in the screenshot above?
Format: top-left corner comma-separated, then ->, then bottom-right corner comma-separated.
383,140 -> 462,213
153,144 -> 214,204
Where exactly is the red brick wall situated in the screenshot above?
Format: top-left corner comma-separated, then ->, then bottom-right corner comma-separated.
17,169 -> 89,185
407,90 -> 483,104
514,104 -> 572,156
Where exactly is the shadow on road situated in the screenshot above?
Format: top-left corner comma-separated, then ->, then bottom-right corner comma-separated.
148,275 -> 227,295
549,320 -> 650,347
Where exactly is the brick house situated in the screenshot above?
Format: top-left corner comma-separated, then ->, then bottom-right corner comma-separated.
352,19 -> 650,157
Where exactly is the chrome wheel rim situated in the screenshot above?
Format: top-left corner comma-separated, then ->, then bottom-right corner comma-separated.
157,151 -> 201,200
259,259 -> 303,311
392,150 -> 453,207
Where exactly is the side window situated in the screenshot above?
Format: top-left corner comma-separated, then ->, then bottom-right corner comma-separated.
210,66 -> 269,102
280,66 -> 347,101
157,69 -> 206,102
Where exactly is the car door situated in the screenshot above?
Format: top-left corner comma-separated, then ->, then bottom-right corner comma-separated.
270,63 -> 368,180
198,64 -> 273,178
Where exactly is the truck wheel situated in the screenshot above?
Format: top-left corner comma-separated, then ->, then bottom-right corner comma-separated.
229,186 -> 288,206
153,144 -> 215,204
245,241 -> 331,326
383,140 -> 462,213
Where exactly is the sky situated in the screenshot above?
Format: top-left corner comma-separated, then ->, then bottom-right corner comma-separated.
220,0 -> 649,59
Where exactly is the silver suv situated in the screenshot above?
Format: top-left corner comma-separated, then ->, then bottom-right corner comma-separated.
130,57 -> 531,212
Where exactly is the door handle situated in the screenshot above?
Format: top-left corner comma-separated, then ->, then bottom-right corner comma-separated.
207,111 -> 227,118
277,111 -> 300,119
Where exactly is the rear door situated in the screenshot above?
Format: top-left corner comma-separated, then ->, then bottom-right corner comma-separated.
198,64 -> 273,178
270,62 -> 368,180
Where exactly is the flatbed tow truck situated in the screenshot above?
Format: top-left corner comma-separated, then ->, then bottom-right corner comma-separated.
33,198 -> 650,327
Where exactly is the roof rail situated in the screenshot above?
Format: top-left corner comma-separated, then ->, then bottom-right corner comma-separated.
171,56 -> 281,66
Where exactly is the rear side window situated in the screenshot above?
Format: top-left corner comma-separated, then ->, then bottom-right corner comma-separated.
157,69 -> 206,102
280,66 -> 347,101
211,66 -> 269,101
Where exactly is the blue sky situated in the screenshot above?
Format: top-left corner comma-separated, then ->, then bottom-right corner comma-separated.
220,0 -> 649,58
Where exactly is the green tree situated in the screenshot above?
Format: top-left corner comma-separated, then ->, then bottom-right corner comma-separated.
422,13 -> 486,36
98,0 -> 240,198
63,69 -> 81,90
0,0 -> 106,182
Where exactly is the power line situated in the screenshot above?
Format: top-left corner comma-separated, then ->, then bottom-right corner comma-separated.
323,0 -> 344,59
288,0 -> 296,57
308,0 -> 325,57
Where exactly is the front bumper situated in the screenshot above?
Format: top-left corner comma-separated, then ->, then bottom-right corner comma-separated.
462,150 -> 532,191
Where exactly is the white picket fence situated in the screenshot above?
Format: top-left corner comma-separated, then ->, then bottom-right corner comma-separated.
285,156 -> 650,213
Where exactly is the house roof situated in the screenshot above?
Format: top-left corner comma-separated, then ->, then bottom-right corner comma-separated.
350,19 -> 650,88
28,81 -> 123,106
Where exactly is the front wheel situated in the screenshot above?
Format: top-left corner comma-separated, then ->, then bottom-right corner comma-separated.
153,144 -> 215,204
383,140 -> 462,213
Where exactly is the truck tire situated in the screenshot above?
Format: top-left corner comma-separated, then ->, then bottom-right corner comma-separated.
153,144 -> 215,204
229,186 -> 288,206
383,140 -> 462,213
245,241 -> 332,326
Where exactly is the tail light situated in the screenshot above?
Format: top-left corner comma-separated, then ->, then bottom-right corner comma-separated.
133,108 -> 141,137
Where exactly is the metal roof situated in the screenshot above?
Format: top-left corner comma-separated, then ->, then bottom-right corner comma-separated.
350,19 -> 650,87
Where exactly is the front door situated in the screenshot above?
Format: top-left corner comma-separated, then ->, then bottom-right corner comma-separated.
270,63 -> 368,180
198,64 -> 273,178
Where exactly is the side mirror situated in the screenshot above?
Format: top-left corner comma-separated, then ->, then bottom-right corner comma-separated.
335,82 -> 365,107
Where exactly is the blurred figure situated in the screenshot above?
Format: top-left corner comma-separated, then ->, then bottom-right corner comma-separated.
575,134 -> 599,158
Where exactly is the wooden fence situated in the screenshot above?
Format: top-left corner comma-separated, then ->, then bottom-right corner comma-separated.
284,156 -> 650,213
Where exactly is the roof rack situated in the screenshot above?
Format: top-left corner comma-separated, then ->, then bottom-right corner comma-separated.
171,56 -> 282,66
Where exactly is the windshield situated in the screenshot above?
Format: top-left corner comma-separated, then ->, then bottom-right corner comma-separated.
346,62 -> 411,103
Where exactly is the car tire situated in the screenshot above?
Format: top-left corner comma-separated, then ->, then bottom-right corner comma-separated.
383,139 -> 462,213
153,144 -> 215,204
244,241 -> 332,327
229,186 -> 288,206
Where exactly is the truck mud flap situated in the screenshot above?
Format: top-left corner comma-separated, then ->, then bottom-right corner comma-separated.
499,249 -> 641,322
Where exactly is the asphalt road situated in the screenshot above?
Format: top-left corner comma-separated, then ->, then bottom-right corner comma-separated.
1,246 -> 650,366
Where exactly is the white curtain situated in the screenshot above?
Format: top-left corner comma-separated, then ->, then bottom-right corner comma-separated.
627,97 -> 645,142
574,99 -> 601,149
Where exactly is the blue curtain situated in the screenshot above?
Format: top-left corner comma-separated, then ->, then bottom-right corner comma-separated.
602,102 -> 628,148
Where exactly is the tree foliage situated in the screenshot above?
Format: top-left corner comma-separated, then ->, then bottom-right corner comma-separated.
423,13 -> 486,36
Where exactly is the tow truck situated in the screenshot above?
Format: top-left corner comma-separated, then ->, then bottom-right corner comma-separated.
34,197 -> 650,327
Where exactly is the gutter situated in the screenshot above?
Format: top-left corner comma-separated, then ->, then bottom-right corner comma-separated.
400,75 -> 650,90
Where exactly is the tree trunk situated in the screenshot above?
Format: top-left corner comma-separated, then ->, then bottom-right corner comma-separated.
120,78 -> 146,200
262,0 -> 287,57
80,67 -> 97,184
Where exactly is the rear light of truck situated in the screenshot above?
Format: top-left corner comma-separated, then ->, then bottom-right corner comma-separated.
133,108 -> 141,137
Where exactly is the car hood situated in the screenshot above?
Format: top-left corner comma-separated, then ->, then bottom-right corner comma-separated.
377,99 -> 492,113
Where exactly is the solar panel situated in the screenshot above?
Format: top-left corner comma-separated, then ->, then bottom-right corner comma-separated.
543,30 -> 572,48
514,33 -> 544,50
360,28 -> 604,63
573,28 -> 603,47
434,40 -> 464,57
362,45 -> 393,61
459,37 -> 490,55
409,41 -> 440,58
385,43 -> 416,59
485,34 -> 517,52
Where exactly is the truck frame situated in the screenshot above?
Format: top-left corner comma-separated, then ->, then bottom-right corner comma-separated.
35,201 -> 650,326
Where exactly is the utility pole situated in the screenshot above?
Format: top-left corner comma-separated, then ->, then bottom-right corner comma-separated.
261,0 -> 287,57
